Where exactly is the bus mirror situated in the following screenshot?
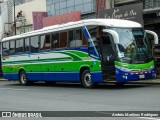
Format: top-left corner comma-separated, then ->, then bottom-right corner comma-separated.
102,29 -> 119,44
145,30 -> 158,44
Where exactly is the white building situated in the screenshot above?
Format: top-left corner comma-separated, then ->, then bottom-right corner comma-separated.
0,0 -> 8,41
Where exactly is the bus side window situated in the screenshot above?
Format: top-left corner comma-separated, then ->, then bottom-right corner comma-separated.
2,42 -> 9,56
40,35 -> 51,50
87,25 -> 97,38
69,30 -> 75,47
30,36 -> 39,52
10,41 -> 15,55
51,33 -> 59,49
82,30 -> 87,45
24,38 -> 30,52
16,39 -> 24,53
60,32 -> 67,48
75,29 -> 82,47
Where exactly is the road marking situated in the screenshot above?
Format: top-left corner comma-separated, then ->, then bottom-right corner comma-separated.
138,117 -> 160,120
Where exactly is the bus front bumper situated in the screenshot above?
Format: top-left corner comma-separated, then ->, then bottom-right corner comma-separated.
115,68 -> 156,83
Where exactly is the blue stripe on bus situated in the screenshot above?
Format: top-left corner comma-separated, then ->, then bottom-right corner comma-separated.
3,71 -> 103,83
82,26 -> 90,40
3,73 -> 19,80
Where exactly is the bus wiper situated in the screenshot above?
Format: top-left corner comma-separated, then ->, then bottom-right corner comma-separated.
131,40 -> 140,62
140,46 -> 149,61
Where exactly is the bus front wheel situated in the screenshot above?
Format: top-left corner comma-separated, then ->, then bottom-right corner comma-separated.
19,71 -> 30,86
81,69 -> 96,88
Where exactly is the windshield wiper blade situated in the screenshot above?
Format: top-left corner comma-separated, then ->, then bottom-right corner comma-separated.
140,47 -> 149,61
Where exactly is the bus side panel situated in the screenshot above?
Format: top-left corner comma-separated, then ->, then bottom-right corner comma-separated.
3,72 -> 19,80
90,71 -> 103,83
2,49 -> 103,83
26,72 -> 42,81
26,72 -> 80,82
55,72 -> 80,82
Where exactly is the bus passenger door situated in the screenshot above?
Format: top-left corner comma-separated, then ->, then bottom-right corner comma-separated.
100,33 -> 116,80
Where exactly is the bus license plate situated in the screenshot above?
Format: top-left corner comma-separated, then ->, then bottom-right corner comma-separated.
139,75 -> 145,79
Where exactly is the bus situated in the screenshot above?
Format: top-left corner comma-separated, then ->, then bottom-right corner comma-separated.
1,19 -> 158,88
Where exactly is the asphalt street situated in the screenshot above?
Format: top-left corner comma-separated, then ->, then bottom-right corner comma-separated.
0,81 -> 160,120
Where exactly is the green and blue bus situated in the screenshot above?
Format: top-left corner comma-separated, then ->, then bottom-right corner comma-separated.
1,19 -> 158,88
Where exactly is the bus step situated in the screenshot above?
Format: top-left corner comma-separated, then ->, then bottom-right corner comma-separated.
104,79 -> 116,82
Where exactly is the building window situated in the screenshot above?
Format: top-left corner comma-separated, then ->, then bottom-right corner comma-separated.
144,0 -> 159,9
46,0 -> 95,16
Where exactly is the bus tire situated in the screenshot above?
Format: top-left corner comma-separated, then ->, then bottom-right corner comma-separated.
19,71 -> 30,86
81,69 -> 96,88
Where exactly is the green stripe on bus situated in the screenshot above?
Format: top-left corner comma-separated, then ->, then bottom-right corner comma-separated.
115,60 -> 154,69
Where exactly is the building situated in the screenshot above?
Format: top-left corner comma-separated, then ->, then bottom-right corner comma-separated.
102,0 -> 160,40
0,0 -> 108,36
2,0 -> 160,38
15,0 -> 46,34
0,0 -> 8,40
46,0 -> 96,19
143,0 -> 160,38
0,0 -> 46,37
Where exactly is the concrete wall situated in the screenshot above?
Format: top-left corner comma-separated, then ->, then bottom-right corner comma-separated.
0,0 -> 8,40
15,0 -> 46,25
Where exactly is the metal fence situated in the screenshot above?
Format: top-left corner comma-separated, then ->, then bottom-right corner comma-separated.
144,0 -> 160,9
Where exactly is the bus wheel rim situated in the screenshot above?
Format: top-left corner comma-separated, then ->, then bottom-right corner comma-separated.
21,73 -> 26,84
84,73 -> 92,86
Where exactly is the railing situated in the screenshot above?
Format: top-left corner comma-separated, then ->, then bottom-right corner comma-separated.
144,0 -> 160,9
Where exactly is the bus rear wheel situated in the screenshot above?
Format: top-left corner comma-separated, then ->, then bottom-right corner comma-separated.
19,71 -> 30,86
81,69 -> 96,88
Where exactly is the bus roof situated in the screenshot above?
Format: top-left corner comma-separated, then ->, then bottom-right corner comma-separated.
2,19 -> 142,42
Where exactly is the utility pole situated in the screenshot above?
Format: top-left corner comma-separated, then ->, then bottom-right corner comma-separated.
13,0 -> 16,35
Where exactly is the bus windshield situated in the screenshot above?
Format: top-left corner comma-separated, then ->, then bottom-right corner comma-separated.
111,28 -> 152,63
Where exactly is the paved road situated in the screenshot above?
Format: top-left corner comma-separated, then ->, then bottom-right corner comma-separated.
0,81 -> 160,120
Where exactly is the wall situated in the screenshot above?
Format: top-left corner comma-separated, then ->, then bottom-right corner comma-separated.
15,0 -> 46,25
0,0 -> 8,40
33,12 -> 47,30
43,11 -> 81,27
